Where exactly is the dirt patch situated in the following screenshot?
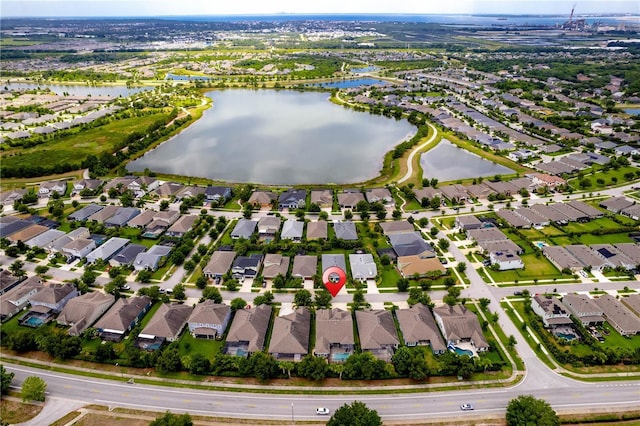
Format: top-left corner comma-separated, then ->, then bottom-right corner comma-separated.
0,397 -> 43,424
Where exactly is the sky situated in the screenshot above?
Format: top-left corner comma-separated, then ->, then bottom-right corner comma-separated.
1,0 -> 639,18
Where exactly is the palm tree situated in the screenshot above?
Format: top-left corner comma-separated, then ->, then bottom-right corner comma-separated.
279,361 -> 294,379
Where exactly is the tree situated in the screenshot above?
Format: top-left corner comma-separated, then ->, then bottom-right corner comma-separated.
327,401 -> 382,426
105,275 -> 126,297
34,265 -> 49,276
344,209 -> 353,220
293,289 -> 313,307
396,277 -> 409,292
456,262 -> 467,273
188,353 -> 211,375
150,412 -> 193,426
437,238 -> 450,251
297,355 -> 329,381
159,200 -> 170,211
172,284 -> 186,301
506,395 -> 559,426
81,269 -> 98,286
201,286 -> 223,303
195,275 -> 208,289
272,273 -> 286,289
21,376 -> 46,402
254,291 -> 274,306
230,297 -> 247,310
314,289 -> 332,309
9,260 -> 25,277
156,345 -> 183,373
1,365 -> 14,395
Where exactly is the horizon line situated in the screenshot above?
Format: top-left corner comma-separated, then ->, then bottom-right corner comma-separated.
2,12 -> 639,19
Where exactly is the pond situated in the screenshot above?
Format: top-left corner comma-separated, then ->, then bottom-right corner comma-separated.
306,78 -> 387,89
624,108 -> 640,116
420,139 -> 514,181
128,89 -> 415,185
165,73 -> 211,82
1,82 -> 152,97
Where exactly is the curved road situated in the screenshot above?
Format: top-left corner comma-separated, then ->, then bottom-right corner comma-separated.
398,122 -> 438,184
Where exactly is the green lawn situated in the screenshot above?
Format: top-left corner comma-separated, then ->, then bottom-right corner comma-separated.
178,332 -> 223,361
379,265 -> 401,288
486,253 -> 564,282
2,113 -> 170,170
540,226 -> 566,236
577,233 -> 633,245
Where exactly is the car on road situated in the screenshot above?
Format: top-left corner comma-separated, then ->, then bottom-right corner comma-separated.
316,407 -> 330,415
460,403 -> 474,411
122,284 -> 131,291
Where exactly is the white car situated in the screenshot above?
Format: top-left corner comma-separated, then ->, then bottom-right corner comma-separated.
316,407 -> 330,415
460,403 -> 474,411
122,284 -> 131,291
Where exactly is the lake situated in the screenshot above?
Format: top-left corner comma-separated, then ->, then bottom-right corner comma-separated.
420,139 -> 514,181
624,108 -> 640,116
128,89 -> 415,185
1,82 -> 151,97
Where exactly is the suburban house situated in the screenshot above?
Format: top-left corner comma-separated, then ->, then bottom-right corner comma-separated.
0,219 -> 33,240
433,304 -> 489,352
489,251 -> 524,270
110,244 -> 146,267
72,179 -> 103,195
85,237 -> 129,264
48,227 -> 90,253
38,180 -> 67,198
88,205 -> 119,223
531,295 -> 573,328
542,245 -> 584,272
231,254 -> 263,280
62,238 -> 96,260
153,182 -> 184,198
224,304 -> 272,357
0,188 -> 26,205
105,207 -> 141,227
230,219 -> 257,239
57,291 -> 116,336
126,210 -> 157,228
379,220 -> 414,236
348,253 -> 377,282
395,303 -> 447,354
93,296 -> 152,341
8,224 -> 48,244
204,186 -> 232,204
68,204 -> 104,221
281,219 -> 304,241
29,283 -> 79,313
365,188 -> 394,206
467,228 -> 522,255
314,308 -> 355,362
278,189 -> 306,209
0,276 -> 43,321
621,294 -> 640,318
594,295 -> 640,336
268,307 -> 311,361
306,220 -> 327,240
322,254 -> 347,274
257,216 -> 281,239
333,221 -> 358,240
337,191 -> 365,209
599,197 -> 634,214
142,210 -> 181,238
174,185 -> 206,201
531,173 -> 566,188
137,303 -> 193,348
310,189 -> 333,208
128,176 -> 160,196
262,254 -> 290,279
248,191 -> 277,209
0,270 -> 23,295
291,255 -> 318,279
413,187 -> 442,202
561,294 -> 605,326
133,245 -> 172,271
356,309 -> 400,361
203,251 -> 236,279
388,232 -> 436,258
397,256 -> 445,278
187,301 -> 231,339
165,215 -> 197,238
590,244 -> 637,270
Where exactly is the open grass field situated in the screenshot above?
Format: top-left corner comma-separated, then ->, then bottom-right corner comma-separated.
486,252 -> 564,282
1,112 -> 169,170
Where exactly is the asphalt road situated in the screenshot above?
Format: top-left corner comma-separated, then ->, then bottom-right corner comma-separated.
5,363 -> 639,422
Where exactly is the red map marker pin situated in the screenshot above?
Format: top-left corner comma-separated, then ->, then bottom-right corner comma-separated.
322,266 -> 347,297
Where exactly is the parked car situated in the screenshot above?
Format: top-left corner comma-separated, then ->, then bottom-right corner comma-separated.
122,284 -> 131,291
316,407 -> 330,415
460,403 -> 474,411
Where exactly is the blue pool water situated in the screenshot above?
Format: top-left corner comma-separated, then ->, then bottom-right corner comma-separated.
534,241 -> 548,249
23,317 -> 44,327
332,352 -> 351,362
556,332 -> 577,341
454,347 -> 473,356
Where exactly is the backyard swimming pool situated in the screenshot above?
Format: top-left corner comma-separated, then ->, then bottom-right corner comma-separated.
332,352 -> 351,362
454,347 -> 474,357
534,241 -> 549,249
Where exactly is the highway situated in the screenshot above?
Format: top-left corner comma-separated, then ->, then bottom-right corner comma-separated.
5,363 -> 639,422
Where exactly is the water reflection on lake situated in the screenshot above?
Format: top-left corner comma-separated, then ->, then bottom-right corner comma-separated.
1,82 -> 152,97
420,139 -> 514,181
306,78 -> 387,89
128,89 -> 415,185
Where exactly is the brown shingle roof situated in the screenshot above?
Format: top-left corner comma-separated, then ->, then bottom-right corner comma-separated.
396,303 -> 446,352
268,307 -> 311,358
314,308 -> 354,355
225,304 -> 272,353
355,309 -> 399,350
139,303 -> 193,340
